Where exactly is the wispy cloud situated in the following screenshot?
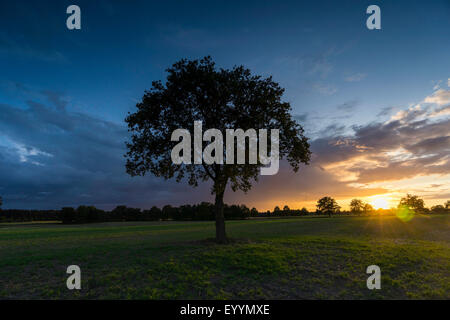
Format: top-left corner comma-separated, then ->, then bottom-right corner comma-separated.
424,88 -> 450,106
293,113 -> 308,123
344,73 -> 367,82
377,106 -> 396,117
312,82 -> 337,95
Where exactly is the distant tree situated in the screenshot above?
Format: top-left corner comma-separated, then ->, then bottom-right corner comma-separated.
283,205 -> 290,211
238,204 -> 250,219
125,56 -> 311,243
274,206 -> 281,213
112,205 -> 128,220
300,207 -> 309,215
195,202 -> 214,220
0,196 -> 2,210
149,206 -> 162,220
431,205 -> 446,214
178,205 -> 194,220
61,207 -> 76,224
445,200 -> 450,210
250,207 -> 259,216
398,194 -> 425,213
76,205 -> 103,223
162,205 -> 176,220
316,196 -> 340,217
363,203 -> 374,214
350,199 -> 364,214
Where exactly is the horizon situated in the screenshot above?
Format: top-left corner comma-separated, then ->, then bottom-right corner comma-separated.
0,0 -> 449,212
1,194 -> 445,213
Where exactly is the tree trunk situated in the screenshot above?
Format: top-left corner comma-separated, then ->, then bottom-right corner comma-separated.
215,191 -> 228,244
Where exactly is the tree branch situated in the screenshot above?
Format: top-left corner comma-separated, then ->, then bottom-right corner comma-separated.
202,163 -> 216,181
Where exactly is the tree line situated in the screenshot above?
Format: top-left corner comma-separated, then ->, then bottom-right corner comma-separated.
0,202 -> 251,224
313,194 -> 450,216
0,194 -> 448,224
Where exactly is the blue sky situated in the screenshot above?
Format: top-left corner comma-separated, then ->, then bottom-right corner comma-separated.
0,0 -> 449,210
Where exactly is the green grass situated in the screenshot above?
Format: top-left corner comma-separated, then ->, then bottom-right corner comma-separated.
0,214 -> 449,299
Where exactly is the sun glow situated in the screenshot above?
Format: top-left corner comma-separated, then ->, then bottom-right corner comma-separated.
370,197 -> 390,210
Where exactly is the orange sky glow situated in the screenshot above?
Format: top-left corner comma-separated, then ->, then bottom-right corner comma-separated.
227,85 -> 450,211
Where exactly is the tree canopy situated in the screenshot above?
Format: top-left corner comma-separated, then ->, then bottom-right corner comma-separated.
398,194 -> 425,213
125,57 -> 311,243
350,199 -> 364,214
316,196 -> 340,216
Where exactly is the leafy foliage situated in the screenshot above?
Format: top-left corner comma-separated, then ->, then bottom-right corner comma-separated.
125,56 -> 310,193
350,199 -> 364,214
350,199 -> 374,215
316,196 -> 341,216
398,194 -> 425,213
125,56 -> 311,242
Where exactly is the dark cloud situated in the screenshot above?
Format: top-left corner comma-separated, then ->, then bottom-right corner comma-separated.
405,136 -> 450,155
0,94 -> 213,210
311,104 -> 450,184
293,113 -> 308,123
377,106 -> 395,117
317,124 -> 347,138
41,90 -> 68,110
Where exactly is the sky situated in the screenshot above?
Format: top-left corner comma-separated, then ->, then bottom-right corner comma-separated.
0,0 -> 449,211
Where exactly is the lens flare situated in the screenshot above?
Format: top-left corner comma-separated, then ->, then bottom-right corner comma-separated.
396,205 -> 415,222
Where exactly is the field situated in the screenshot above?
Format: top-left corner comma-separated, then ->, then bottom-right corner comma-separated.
0,214 -> 449,299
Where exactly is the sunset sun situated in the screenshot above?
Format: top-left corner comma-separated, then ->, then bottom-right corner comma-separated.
370,198 -> 390,210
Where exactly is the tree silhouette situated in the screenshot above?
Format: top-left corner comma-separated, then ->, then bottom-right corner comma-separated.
431,205 -> 446,214
445,200 -> 450,210
363,203 -> 374,214
316,196 -> 340,217
125,57 -> 310,243
350,199 -> 364,214
398,194 -> 425,213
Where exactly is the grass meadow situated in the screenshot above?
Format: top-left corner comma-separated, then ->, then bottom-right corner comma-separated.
0,214 -> 449,299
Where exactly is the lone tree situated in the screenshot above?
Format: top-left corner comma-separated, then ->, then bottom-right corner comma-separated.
350,199 -> 364,214
398,194 -> 425,213
431,205 -> 446,214
316,196 -> 340,217
125,57 -> 310,243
